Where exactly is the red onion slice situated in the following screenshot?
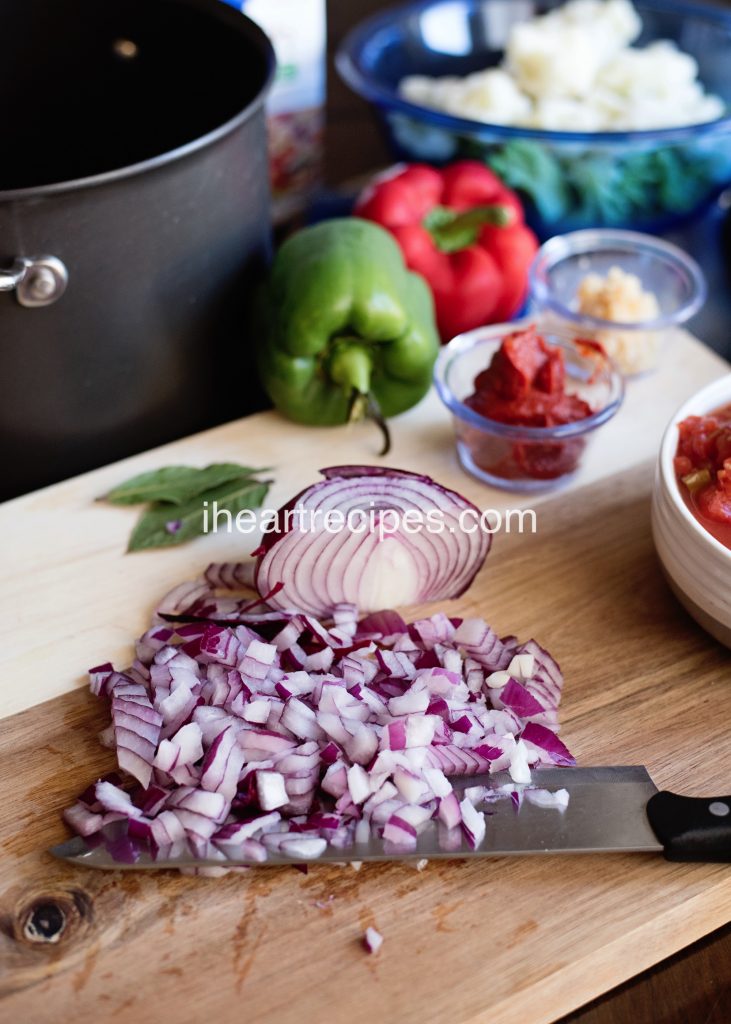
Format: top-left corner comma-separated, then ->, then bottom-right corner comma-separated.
254,467 -> 491,617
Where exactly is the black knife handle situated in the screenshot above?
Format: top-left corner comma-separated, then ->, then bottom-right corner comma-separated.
647,791 -> 731,862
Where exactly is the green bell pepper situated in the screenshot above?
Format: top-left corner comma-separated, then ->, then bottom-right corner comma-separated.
258,218 -> 440,454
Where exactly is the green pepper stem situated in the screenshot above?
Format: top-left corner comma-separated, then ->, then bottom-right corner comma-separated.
345,390 -> 391,457
331,340 -> 391,456
329,340 -> 373,396
367,394 -> 391,457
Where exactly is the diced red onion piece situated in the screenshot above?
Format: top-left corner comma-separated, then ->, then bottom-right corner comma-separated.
280,837 -> 327,859
95,781 -> 143,818
438,792 -> 462,830
382,814 -> 417,847
497,678 -> 546,717
256,770 -> 289,811
521,723 -> 575,766
63,802 -> 105,837
524,788 -> 570,811
167,787 -> 228,821
509,740 -> 533,783
463,785 -> 487,805
204,562 -> 255,590
363,927 -> 383,954
67,551 -> 572,871
357,610 -> 407,641
200,727 -> 245,801
460,798 -> 486,848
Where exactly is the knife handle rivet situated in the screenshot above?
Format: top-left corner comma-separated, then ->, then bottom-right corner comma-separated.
708,801 -> 730,818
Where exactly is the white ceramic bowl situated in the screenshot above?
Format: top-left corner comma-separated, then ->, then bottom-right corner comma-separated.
652,374 -> 731,648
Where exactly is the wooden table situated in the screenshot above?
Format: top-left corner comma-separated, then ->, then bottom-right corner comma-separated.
1,332 -> 729,1024
323,4 -> 731,1015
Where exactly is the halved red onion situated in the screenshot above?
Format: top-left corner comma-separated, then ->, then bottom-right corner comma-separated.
254,467 -> 491,617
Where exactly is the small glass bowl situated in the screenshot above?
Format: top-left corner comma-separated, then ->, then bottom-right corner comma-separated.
434,321 -> 625,492
528,229 -> 707,377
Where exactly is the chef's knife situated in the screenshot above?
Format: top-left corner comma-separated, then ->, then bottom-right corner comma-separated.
50,766 -> 731,870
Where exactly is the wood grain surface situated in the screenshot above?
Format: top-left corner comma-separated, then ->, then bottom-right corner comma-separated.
567,922 -> 731,1024
0,333 -> 729,1023
320,4 -> 731,1016
0,330 -> 724,722
2,462 -> 731,1024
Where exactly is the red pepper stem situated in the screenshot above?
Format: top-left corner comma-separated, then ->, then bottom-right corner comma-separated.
447,204 -> 513,231
424,204 -> 513,254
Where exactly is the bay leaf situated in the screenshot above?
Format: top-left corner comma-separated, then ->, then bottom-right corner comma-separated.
128,478 -> 270,552
105,463 -> 265,506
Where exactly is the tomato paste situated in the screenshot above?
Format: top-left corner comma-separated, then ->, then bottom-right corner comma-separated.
674,403 -> 731,549
463,326 -> 595,481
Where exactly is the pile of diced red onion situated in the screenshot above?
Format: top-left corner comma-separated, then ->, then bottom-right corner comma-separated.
64,563 -> 573,870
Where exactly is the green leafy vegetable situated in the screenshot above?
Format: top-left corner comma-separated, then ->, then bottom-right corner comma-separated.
569,153 -> 632,224
487,140 -> 571,223
104,463 -> 265,506
127,478 -> 271,552
483,136 -> 731,231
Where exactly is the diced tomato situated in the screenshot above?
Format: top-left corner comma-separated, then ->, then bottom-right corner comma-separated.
697,484 -> 731,524
675,403 -> 731,548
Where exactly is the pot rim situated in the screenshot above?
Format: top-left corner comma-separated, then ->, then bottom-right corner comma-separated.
0,0 -> 275,202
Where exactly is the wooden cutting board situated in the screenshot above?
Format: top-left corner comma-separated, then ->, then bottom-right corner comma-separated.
1,331 -> 730,1024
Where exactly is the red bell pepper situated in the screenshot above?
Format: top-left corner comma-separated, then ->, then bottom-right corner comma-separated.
355,161 -> 539,342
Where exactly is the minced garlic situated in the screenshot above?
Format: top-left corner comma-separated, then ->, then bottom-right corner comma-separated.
576,265 -> 661,375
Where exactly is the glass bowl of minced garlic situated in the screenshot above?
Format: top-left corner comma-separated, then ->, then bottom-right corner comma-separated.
528,229 -> 706,376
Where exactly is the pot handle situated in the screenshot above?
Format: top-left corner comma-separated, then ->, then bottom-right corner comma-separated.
0,255 -> 68,307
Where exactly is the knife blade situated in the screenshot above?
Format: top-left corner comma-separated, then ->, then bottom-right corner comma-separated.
50,766 -> 731,870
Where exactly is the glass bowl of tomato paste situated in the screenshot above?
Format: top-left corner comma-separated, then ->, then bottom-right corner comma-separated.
652,374 -> 731,649
434,320 -> 624,491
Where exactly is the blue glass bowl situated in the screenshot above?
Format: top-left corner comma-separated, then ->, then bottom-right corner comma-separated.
336,0 -> 731,238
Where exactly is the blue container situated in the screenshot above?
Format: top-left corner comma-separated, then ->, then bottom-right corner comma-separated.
337,0 -> 731,238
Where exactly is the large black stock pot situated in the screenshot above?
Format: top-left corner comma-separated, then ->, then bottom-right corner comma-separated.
0,0 -> 275,498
